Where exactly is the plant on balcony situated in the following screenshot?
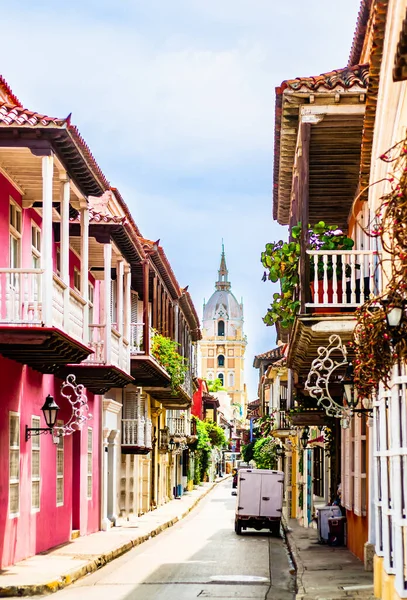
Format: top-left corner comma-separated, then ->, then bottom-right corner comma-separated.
261,222 -> 355,328
206,378 -> 225,392
151,333 -> 188,393
204,421 -> 227,448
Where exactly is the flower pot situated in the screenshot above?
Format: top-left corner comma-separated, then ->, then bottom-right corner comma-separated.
309,280 -> 343,313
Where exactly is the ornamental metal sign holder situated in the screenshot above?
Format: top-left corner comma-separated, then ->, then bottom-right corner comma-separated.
305,334 -> 352,429
53,374 -> 93,442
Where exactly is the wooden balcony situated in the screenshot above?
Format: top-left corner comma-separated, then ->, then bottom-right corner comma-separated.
121,417 -> 153,455
289,249 -> 383,376
0,269 -> 92,372
58,324 -> 133,394
167,413 -> 196,441
129,323 -> 193,408
273,410 -> 293,438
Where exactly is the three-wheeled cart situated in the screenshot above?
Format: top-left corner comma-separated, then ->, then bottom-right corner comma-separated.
234,468 -> 284,535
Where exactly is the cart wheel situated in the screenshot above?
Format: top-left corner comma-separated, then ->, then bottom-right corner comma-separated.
235,519 -> 242,535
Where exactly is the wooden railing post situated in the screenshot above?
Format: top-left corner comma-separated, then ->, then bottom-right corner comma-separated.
59,173 -> 70,331
41,155 -> 54,327
298,122 -> 311,313
142,260 -> 150,355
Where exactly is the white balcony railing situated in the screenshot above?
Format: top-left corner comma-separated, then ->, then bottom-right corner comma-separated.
130,323 -> 156,354
167,414 -> 191,437
0,269 -> 86,341
122,416 -> 153,448
86,324 -> 130,372
306,250 -> 383,308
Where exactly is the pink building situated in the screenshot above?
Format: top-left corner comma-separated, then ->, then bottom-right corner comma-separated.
0,77 -> 134,567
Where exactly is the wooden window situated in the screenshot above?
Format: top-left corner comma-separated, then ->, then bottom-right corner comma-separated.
31,222 -> 41,268
31,416 -> 41,511
87,428 -> 93,499
9,412 -> 20,517
88,283 -> 94,325
56,421 -> 64,506
9,199 -> 21,270
217,354 -> 225,367
73,267 -> 81,293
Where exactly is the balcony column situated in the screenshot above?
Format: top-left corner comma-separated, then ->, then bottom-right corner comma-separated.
107,429 -> 120,524
152,273 -> 158,329
142,260 -> 150,354
59,173 -> 70,331
104,243 -> 112,363
174,302 -> 179,344
123,265 -> 131,341
41,155 -> 54,326
117,259 -> 124,365
80,202 -> 89,345
101,427 -> 111,531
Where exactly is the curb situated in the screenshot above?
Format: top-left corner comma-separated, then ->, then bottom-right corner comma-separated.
281,515 -> 305,599
0,477 -> 229,597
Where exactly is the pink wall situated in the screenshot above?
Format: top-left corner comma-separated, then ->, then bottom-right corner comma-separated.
0,355 -> 101,568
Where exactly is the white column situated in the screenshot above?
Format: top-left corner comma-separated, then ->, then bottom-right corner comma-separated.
108,429 -> 120,524
117,260 -> 124,335
174,302 -> 179,343
60,175 -> 70,331
104,243 -> 112,364
80,204 -> 89,345
101,427 -> 111,531
41,155 -> 54,326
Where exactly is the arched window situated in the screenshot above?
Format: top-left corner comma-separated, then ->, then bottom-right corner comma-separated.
217,354 -> 225,367
207,372 -> 214,380
228,372 -> 234,387
218,373 -> 224,386
218,320 -> 225,336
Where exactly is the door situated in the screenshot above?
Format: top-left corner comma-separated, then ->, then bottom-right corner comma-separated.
237,470 -> 262,516
306,449 -> 313,525
259,473 -> 284,518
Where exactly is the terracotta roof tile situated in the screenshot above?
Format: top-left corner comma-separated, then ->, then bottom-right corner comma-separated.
0,103 -> 66,127
348,0 -> 373,67
0,75 -> 22,107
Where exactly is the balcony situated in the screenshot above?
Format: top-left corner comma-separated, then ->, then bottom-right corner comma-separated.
130,323 -> 193,408
273,410 -> 293,438
59,323 -> 133,394
289,249 -> 383,376
121,417 -> 153,455
167,412 -> 197,442
0,269 -> 92,372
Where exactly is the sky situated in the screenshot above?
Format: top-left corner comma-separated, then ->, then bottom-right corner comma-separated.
0,0 -> 361,398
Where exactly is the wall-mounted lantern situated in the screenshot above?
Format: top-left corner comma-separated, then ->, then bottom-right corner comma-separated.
26,395 -> 60,441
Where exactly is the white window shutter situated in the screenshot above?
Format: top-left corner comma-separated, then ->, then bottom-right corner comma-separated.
344,427 -> 352,510
124,389 -> 140,419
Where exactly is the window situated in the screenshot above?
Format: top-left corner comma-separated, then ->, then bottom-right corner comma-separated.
9,199 -> 22,270
87,428 -> 93,499
31,416 -> 41,511
56,247 -> 61,276
31,223 -> 41,268
9,412 -> 20,517
217,373 -> 224,386
217,354 -> 225,367
73,267 -> 81,292
207,372 -> 214,380
228,372 -> 234,387
56,422 -> 64,506
218,320 -> 225,336
88,283 -> 94,325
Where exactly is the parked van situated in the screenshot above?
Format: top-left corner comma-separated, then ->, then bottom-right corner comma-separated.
234,468 -> 284,535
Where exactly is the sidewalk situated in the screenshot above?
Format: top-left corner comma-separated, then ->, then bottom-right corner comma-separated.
0,477 -> 228,598
283,516 -> 375,600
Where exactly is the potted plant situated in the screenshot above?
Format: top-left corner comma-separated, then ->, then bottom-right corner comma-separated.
261,222 -> 356,328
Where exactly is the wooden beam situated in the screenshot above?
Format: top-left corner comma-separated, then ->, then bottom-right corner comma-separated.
143,260 -> 150,355
298,123 -> 311,313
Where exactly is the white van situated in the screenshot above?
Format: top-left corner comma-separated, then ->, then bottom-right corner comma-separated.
235,468 -> 284,535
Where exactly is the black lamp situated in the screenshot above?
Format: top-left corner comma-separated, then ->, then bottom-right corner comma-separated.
382,295 -> 406,331
276,445 -> 284,457
300,428 -> 309,450
26,394 -> 60,441
168,437 -> 175,452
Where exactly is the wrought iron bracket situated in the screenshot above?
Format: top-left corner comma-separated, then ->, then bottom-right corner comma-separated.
25,425 -> 52,441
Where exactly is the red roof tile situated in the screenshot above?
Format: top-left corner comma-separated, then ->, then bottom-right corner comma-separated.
348,0 -> 372,67
0,75 -> 22,107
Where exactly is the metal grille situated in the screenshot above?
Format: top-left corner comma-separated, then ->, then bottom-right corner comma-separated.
31,416 -> 41,510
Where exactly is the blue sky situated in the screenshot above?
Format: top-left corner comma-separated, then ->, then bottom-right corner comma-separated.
1,0 -> 361,398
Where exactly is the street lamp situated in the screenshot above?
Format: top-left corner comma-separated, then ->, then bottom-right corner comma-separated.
342,362 -> 356,409
168,437 -> 175,452
26,395 -> 60,441
300,428 -> 309,450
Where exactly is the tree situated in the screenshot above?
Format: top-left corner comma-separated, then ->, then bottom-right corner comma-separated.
204,421 -> 227,448
206,378 -> 225,392
253,437 -> 278,470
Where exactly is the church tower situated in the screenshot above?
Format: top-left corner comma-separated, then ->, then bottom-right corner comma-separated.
200,245 -> 247,416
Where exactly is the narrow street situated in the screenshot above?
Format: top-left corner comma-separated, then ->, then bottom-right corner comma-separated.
42,480 -> 295,600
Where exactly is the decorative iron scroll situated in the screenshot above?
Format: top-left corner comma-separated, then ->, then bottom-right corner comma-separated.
53,374 -> 92,441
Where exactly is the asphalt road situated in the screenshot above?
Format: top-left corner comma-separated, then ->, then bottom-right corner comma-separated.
45,479 -> 295,600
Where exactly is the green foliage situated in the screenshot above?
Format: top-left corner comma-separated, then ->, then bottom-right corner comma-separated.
261,222 -> 355,329
253,437 -> 278,470
241,441 -> 255,463
206,378 -> 225,392
204,421 -> 227,447
190,416 -> 213,484
151,333 -> 188,393
254,412 -> 278,438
